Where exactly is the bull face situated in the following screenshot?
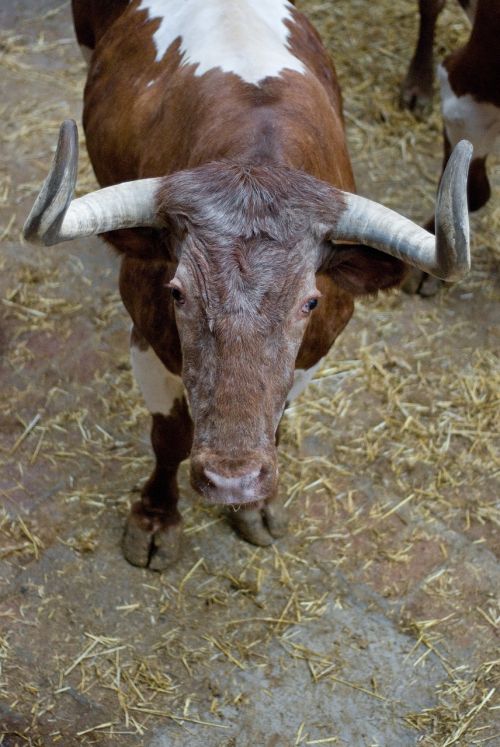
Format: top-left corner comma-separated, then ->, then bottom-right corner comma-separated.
169,232 -> 321,507
151,163 -> 336,508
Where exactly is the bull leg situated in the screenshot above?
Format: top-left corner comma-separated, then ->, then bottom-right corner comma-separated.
466,155 -> 490,211
122,331 -> 192,569
225,494 -> 289,547
400,0 -> 446,114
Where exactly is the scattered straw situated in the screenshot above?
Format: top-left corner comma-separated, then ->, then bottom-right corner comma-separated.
1,0 -> 498,744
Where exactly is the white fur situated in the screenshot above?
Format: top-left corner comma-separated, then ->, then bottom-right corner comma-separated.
205,469 -> 260,488
288,357 -> 325,402
136,0 -> 304,84
204,469 -> 259,499
438,64 -> 500,158
79,44 -> 93,66
130,342 -> 184,416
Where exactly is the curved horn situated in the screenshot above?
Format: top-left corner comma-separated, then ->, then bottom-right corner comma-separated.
23,120 -> 163,246
332,140 -> 472,281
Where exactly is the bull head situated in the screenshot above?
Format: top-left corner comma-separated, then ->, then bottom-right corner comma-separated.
24,120 -> 472,511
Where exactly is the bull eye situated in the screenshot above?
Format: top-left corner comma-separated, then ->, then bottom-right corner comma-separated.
301,297 -> 318,315
170,286 -> 185,305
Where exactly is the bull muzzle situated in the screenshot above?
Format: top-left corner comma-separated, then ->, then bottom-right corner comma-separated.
190,453 -> 278,506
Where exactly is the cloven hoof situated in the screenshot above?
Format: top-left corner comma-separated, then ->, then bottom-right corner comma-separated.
122,514 -> 183,570
225,500 -> 289,547
401,267 -> 446,297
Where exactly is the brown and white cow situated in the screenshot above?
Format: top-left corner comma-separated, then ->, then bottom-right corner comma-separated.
401,0 -> 499,294
24,0 -> 471,569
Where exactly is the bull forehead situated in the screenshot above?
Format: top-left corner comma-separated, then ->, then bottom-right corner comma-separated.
136,0 -> 304,84
163,163 -> 336,321
178,238 -> 314,326
161,162 -> 337,241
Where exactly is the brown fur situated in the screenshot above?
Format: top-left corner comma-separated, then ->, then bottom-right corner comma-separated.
445,0 -> 500,106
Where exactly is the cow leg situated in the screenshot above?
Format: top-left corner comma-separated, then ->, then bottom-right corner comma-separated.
122,331 -> 192,569
439,123 -> 490,212
225,494 -> 289,547
400,0 -> 446,114
223,420 -> 289,546
466,155 -> 490,212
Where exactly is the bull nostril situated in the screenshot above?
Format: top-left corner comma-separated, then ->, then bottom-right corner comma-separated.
200,472 -> 216,491
259,465 -> 270,480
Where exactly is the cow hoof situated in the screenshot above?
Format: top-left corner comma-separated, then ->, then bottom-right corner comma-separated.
225,502 -> 288,547
122,509 -> 182,569
401,267 -> 425,294
263,501 -> 288,538
399,78 -> 433,117
401,268 -> 445,297
419,274 -> 445,297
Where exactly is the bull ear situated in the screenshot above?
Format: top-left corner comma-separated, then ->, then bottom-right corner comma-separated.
324,243 -> 407,295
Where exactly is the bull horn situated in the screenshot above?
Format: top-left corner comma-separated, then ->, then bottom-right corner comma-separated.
23,120 -> 163,246
332,140 -> 473,281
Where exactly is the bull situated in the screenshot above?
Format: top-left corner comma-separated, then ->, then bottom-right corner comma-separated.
24,0 -> 472,568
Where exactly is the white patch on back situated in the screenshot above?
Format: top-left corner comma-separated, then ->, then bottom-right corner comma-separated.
136,0 -> 305,84
288,357 -> 325,403
131,341 -> 184,416
438,64 -> 500,158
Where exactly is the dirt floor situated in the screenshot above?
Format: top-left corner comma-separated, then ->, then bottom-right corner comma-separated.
0,1 -> 499,745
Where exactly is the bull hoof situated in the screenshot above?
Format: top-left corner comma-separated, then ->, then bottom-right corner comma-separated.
225,501 -> 288,547
262,500 -> 288,538
401,268 -> 445,297
401,267 -> 425,295
122,504 -> 182,569
419,274 -> 446,297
